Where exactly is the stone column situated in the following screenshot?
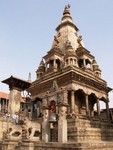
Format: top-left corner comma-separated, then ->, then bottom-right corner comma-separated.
53,59 -> 56,68
85,94 -> 89,116
83,59 -> 86,68
9,89 -> 21,116
106,100 -> 110,119
63,90 -> 68,104
37,101 -> 40,117
40,101 -> 43,115
71,90 -> 75,115
1,99 -> 4,112
53,59 -> 57,72
2,99 -> 5,112
45,63 -> 48,72
58,105 -> 67,142
37,101 -> 42,117
97,99 -> 100,116
30,103 -> 33,119
5,99 -> 8,111
42,105 -> 50,142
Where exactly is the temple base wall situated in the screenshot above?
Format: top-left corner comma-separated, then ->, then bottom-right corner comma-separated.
1,117 -> 113,150
1,141 -> 113,150
67,116 -> 113,142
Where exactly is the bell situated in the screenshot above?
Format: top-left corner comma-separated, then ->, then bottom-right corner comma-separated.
49,113 -> 57,122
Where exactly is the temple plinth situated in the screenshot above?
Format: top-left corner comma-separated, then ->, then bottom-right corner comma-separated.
2,76 -> 31,116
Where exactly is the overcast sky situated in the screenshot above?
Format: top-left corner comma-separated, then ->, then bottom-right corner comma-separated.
0,0 -> 113,108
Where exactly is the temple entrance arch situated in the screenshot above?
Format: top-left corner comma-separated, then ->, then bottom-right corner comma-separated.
88,93 -> 97,117
32,97 -> 42,119
99,98 -> 106,109
75,89 -> 86,115
56,59 -> 61,70
99,97 -> 109,119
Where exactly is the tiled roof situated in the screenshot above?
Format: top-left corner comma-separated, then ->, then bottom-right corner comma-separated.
0,92 -> 9,99
0,91 -> 26,102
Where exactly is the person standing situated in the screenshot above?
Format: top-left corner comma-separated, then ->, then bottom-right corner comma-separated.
12,112 -> 19,124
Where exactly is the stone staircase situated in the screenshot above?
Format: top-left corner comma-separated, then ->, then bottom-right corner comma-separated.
67,116 -> 113,142
1,116 -> 113,150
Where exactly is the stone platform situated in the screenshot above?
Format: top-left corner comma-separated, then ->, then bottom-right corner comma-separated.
3,141 -> 113,150
67,116 -> 113,142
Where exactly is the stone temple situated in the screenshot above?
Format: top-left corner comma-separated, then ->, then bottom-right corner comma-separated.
1,5 -> 113,150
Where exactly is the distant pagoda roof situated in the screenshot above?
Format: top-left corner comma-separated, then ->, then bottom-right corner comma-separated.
2,75 -> 31,90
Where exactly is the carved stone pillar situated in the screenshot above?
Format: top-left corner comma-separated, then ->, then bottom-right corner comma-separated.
83,59 -> 86,68
38,101 -> 42,116
63,90 -> 68,104
53,59 -> 56,68
45,63 -> 47,71
58,106 -> 67,142
42,98 -> 50,142
106,100 -> 110,119
85,94 -> 89,116
9,89 -> 21,116
6,99 -> 8,111
71,91 -> 75,114
2,99 -> 5,112
37,102 -> 39,118
42,108 -> 50,142
97,99 -> 100,116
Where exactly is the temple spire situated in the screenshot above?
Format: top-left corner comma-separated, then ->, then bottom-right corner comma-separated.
28,72 -> 32,83
61,4 -> 73,23
51,5 -> 83,51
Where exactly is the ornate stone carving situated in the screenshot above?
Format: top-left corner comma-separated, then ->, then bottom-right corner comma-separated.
58,106 -> 67,119
57,93 -> 63,104
42,98 -> 48,108
77,35 -> 82,47
50,80 -> 59,92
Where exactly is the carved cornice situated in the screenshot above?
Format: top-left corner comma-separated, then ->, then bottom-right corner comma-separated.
29,70 -> 108,98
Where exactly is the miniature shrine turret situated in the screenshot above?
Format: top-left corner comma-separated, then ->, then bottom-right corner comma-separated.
36,59 -> 45,80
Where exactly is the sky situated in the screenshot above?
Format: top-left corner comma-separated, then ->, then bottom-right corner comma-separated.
0,0 -> 113,108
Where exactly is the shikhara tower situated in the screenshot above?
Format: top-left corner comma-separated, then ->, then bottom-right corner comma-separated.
28,5 -> 112,142
2,5 -> 113,149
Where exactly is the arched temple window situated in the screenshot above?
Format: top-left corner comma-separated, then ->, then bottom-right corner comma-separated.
75,89 -> 85,115
78,59 -> 84,68
56,59 -> 61,70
